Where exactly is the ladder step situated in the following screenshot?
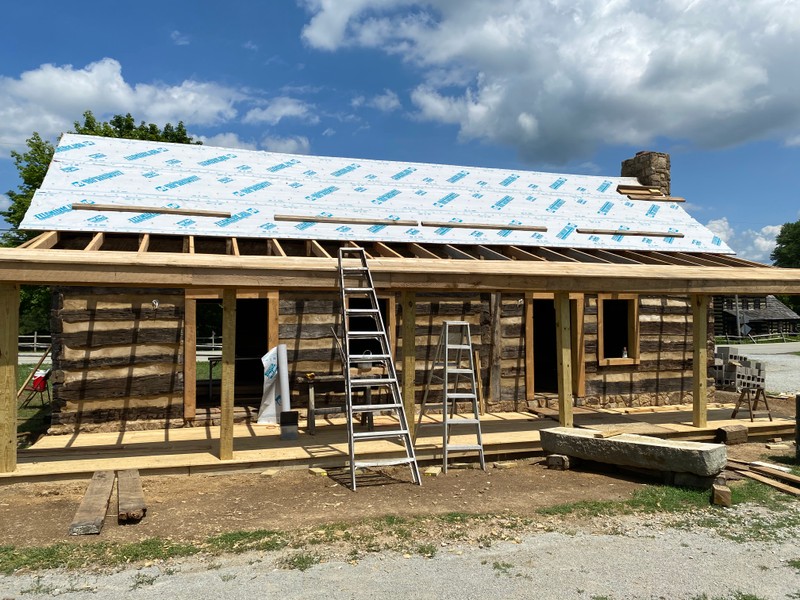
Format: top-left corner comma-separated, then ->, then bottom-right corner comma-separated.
448,393 -> 477,400
343,287 -> 373,293
351,403 -> 402,412
446,444 -> 484,452
345,308 -> 380,314
446,418 -> 481,426
445,345 -> 472,351
341,267 -> 368,273
347,331 -> 386,338
353,429 -> 409,440
349,353 -> 392,362
354,457 -> 416,468
350,377 -> 397,386
434,368 -> 473,375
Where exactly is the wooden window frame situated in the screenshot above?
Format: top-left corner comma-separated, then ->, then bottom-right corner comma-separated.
597,293 -> 640,367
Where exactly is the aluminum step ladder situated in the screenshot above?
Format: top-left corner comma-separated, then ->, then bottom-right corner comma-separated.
336,246 -> 421,490
415,320 -> 485,473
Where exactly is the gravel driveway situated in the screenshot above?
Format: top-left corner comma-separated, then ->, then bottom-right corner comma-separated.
4,510 -> 799,600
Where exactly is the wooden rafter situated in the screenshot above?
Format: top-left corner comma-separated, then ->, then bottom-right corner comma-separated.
26,231 -> 59,250
373,242 -> 403,258
585,248 -> 641,265
83,232 -> 104,252
560,248 -> 610,263
504,245 -> 545,261
407,243 -> 439,259
267,239 -> 286,257
471,245 -> 511,260
441,244 -> 477,260
137,233 -> 150,253
533,247 -> 579,262
307,239 -> 331,258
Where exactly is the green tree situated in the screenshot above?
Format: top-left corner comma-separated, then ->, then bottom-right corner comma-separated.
771,219 -> 800,314
2,111 -> 200,334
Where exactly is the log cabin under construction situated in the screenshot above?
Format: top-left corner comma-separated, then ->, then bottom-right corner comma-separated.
1,134 -> 799,476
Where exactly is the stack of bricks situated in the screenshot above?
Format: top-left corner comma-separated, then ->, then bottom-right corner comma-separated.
712,347 -> 766,390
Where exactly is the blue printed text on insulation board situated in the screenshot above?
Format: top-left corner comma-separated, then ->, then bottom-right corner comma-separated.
234,181 -> 271,197
447,171 -> 469,183
129,213 -> 159,224
491,195 -> 513,210
434,192 -> 459,208
268,159 -> 301,173
55,140 -> 95,153
155,175 -> 200,192
499,174 -> 519,187
34,205 -> 72,220
125,148 -> 168,161
198,153 -> 236,167
331,163 -> 360,177
216,209 -> 258,227
372,189 -> 401,205
72,170 -> 123,187
391,167 -> 416,180
550,177 -> 567,190
306,186 -> 339,201
597,180 -> 612,193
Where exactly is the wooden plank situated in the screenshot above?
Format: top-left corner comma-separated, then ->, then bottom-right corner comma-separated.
490,293 -> 503,406
0,284 -> 19,473
400,291 -> 416,436
534,247 -> 579,262
616,184 -> 662,195
750,464 -> 800,486
274,214 -> 418,227
420,221 -> 547,233
84,232 -> 104,251
69,470 -> 115,535
184,296 -> 197,421
27,231 -> 59,250
117,469 -> 147,522
307,240 -> 331,258
268,291 -> 279,350
407,243 -> 439,259
627,195 -> 685,202
472,245 -> 511,260
692,294 -> 709,428
373,242 -> 403,258
137,233 -> 150,253
571,295 -> 586,398
229,237 -> 240,257
576,228 -> 685,238
504,246 -> 545,261
220,288 -> 236,460
442,245 -> 477,260
268,239 -> 286,257
554,292 -> 573,427
736,470 -> 800,497
72,203 -> 232,218
524,292 -> 534,404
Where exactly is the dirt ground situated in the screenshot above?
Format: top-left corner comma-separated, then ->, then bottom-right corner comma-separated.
0,393 -> 795,550
0,445 -> 795,550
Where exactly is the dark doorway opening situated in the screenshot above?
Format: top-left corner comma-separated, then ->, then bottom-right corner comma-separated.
532,299 -> 558,393
347,297 -> 388,364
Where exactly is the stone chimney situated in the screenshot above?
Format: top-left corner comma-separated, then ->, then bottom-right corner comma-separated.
621,151 -> 670,196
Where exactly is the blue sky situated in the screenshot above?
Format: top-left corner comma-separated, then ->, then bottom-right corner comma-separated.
1,0 -> 799,262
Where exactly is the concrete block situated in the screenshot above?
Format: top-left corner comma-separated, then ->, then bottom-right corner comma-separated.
716,424 -> 748,445
712,484 -> 732,507
545,454 -> 571,470
540,427 -> 727,477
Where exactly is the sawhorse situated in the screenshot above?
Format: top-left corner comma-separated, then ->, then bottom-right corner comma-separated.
731,387 -> 773,422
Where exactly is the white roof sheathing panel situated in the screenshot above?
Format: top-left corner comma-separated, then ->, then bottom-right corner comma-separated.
21,134 -> 732,253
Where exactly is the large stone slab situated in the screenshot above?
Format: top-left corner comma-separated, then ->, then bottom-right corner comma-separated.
540,427 -> 727,477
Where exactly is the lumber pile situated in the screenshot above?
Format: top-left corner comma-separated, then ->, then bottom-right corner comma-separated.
726,459 -> 800,497
69,469 -> 147,535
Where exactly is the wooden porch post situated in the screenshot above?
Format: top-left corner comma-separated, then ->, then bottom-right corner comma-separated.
524,292 -> 535,404
692,294 -> 709,428
267,291 -> 279,351
554,291 -> 573,427
0,284 -> 19,473
219,288 -> 236,460
400,291 -> 416,437
183,295 -> 197,422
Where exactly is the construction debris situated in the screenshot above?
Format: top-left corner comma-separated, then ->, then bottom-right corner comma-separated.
69,471 -> 116,536
711,484 -> 732,507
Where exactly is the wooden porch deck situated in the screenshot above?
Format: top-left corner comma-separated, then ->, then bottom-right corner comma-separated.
2,404 -> 793,483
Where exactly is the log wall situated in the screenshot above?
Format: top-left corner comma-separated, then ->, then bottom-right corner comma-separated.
50,287 -> 184,432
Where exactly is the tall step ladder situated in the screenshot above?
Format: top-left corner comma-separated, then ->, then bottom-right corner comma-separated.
336,246 -> 421,490
415,321 -> 486,473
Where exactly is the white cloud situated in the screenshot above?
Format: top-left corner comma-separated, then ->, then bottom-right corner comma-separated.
171,30 -> 190,46
243,97 -> 319,125
262,135 -> 311,154
0,58 -> 244,154
302,0 -> 800,162
322,127 -> 336,136
195,132 -> 258,151
243,40 -> 259,51
368,89 -> 401,112
706,217 -> 783,264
